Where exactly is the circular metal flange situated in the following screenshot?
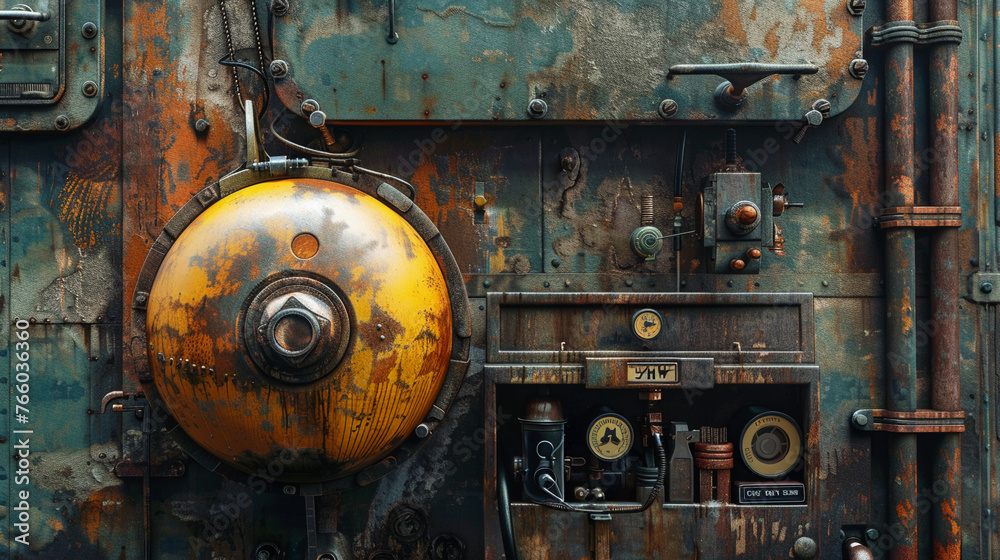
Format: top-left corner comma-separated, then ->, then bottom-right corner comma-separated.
131,167 -> 471,491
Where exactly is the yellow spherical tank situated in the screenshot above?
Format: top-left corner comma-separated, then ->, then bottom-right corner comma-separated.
143,177 -> 457,482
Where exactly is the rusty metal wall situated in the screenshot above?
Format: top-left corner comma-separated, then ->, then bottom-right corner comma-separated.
0,0 -> 997,559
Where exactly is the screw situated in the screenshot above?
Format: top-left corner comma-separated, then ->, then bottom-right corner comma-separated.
847,0 -> 865,16
272,0 -> 289,15
81,22 -> 98,39
82,81 -> 98,97
527,98 -> 548,119
866,528 -> 879,540
794,109 -> 824,143
849,59 -> 869,80
658,99 -> 678,118
980,282 -> 993,294
194,118 -> 210,133
300,98 -> 319,114
269,60 -> 288,78
54,115 -> 70,130
282,485 -> 296,494
811,99 -> 832,118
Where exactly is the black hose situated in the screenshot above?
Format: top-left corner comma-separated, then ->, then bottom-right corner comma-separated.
497,461 -> 520,560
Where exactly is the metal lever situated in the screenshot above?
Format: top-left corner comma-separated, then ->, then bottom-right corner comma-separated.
668,63 -> 819,108
0,7 -> 49,21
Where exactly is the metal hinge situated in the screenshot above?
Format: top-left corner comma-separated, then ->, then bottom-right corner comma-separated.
851,409 -> 965,433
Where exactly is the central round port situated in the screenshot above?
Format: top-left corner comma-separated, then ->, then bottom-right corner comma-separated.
268,308 -> 321,358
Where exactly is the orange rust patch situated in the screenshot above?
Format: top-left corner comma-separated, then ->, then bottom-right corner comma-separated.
291,232 -> 320,259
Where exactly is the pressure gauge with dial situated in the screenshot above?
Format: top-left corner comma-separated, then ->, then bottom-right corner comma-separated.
631,308 -> 663,340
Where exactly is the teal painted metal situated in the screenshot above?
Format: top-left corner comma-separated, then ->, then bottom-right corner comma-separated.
271,0 -> 865,122
0,0 -> 104,131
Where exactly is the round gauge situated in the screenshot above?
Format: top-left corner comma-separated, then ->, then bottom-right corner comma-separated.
631,309 -> 663,340
586,413 -> 634,461
738,411 -> 803,478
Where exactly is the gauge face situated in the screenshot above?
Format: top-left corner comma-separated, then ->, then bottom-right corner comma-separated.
587,413 -> 634,461
738,411 -> 803,478
631,309 -> 663,340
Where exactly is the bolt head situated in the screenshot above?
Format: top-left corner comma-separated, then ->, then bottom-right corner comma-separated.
54,115 -> 70,130
308,110 -> 327,127
269,60 -> 288,77
527,98 -> 548,118
804,109 -> 823,126
850,59 -> 869,79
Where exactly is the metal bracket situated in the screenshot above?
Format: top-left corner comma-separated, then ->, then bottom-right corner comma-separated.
877,206 -> 962,228
869,20 -> 963,47
966,272 -> 1000,303
851,409 -> 965,433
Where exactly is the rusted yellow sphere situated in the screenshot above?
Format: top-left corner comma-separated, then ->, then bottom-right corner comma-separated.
145,178 -> 453,482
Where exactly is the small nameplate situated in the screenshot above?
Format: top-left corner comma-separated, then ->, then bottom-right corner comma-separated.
737,482 -> 805,504
626,362 -> 678,384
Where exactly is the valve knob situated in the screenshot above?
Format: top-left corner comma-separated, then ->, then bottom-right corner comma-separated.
725,200 -> 761,235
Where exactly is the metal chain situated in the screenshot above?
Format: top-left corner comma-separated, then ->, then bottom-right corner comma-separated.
218,0 -> 265,108
218,0 -> 242,102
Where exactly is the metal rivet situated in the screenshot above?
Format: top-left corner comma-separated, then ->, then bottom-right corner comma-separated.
550,259 -> 561,268
866,528 -> 879,540
543,281 -> 550,287
822,280 -> 830,287
483,280 -> 491,287
980,282 -> 993,294
855,413 -> 869,426
81,22 -> 98,39
657,99 -> 678,118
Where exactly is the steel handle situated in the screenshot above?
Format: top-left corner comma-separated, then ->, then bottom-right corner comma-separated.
668,62 -> 818,93
0,7 -> 49,21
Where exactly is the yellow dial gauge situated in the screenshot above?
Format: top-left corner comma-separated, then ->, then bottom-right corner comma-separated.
738,411 -> 803,478
586,413 -> 634,461
631,309 -> 663,340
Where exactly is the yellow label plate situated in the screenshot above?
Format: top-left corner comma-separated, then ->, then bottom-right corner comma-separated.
626,362 -> 678,384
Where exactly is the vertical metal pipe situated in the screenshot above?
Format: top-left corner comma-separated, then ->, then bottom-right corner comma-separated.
928,0 -> 962,558
884,0 -> 918,558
